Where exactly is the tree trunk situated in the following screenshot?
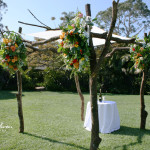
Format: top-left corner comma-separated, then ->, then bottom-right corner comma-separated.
85,4 -> 102,149
16,68 -> 24,133
89,75 -> 101,150
140,70 -> 148,129
74,74 -> 84,121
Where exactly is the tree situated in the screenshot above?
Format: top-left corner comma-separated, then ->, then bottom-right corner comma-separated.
60,11 -> 75,27
27,39 -> 61,69
0,0 -> 7,36
96,0 -> 150,37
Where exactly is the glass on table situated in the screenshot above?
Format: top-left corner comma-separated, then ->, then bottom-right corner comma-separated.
102,96 -> 105,102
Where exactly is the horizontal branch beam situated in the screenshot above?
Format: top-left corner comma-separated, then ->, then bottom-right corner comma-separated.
26,44 -> 58,53
111,36 -> 135,44
105,47 -> 130,58
91,32 -> 107,39
31,36 -> 60,46
18,21 -> 51,30
92,32 -> 135,44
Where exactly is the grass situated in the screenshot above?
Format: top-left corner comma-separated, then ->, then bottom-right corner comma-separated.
0,91 -> 150,150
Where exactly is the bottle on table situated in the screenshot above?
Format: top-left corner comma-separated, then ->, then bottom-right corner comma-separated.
99,89 -> 102,102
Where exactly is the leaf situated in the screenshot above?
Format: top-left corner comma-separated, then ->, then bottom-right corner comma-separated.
68,25 -> 74,30
92,18 -> 97,22
57,47 -> 63,53
0,50 -> 4,56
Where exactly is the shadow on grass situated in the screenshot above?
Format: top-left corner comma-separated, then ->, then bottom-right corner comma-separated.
23,132 -> 88,150
0,91 -> 17,100
0,91 -> 25,100
112,126 -> 150,150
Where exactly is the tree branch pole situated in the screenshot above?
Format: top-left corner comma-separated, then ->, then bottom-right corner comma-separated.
85,4 -> 101,150
140,69 -> 148,129
27,9 -> 51,29
94,0 -> 119,75
18,21 -> 51,30
140,32 -> 148,129
74,75 -> 84,121
16,27 -> 24,133
85,1 -> 120,149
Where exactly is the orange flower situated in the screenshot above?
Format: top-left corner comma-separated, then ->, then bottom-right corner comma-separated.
75,41 -> 79,45
74,41 -> 79,47
60,41 -> 64,47
12,59 -> 16,63
8,39 -> 12,43
3,38 -> 9,44
137,53 -> 142,57
13,67 -> 18,71
6,46 -> 10,50
62,32 -> 65,36
14,56 -> 18,61
74,44 -> 79,47
15,44 -> 18,48
60,35 -> 63,39
5,62 -> 9,66
60,32 -> 65,39
63,53 -> 67,56
73,61 -> 79,69
70,31 -> 73,35
9,65 -> 13,69
11,46 -> 16,52
7,58 -> 11,62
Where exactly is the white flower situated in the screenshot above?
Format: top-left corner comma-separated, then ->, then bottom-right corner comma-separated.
147,43 -> 150,47
8,43 -> 11,46
16,49 -> 20,53
140,57 -> 144,60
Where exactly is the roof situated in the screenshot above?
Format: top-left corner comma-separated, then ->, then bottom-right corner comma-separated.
27,26 -> 132,46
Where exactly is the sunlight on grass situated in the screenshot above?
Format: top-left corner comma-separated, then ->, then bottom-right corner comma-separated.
0,91 -> 150,150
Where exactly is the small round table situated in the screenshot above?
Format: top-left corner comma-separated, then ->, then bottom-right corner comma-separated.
84,101 -> 120,133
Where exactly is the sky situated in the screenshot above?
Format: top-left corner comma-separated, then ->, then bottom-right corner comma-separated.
1,0 -> 150,40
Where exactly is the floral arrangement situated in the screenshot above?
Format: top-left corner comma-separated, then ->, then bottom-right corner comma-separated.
130,35 -> 150,70
58,12 -> 92,74
0,31 -> 27,72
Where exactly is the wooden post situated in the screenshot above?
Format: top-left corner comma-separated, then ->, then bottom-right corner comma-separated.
85,4 -> 101,150
74,75 -> 84,121
16,27 -> 24,133
140,33 -> 148,129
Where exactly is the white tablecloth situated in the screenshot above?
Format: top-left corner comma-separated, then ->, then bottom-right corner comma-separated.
84,101 -> 120,133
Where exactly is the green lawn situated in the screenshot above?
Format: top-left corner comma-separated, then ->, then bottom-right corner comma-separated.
0,91 -> 150,150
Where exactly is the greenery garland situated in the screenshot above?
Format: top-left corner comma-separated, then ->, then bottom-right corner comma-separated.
58,12 -> 94,74
0,31 -> 27,73
130,35 -> 150,70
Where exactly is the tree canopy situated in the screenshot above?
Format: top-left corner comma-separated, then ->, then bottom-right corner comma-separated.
96,0 -> 150,37
0,0 -> 7,33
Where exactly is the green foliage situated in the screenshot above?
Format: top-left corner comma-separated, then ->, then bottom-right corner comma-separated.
43,68 -> 89,92
0,1 -> 7,34
0,65 -> 9,90
96,0 -> 150,37
44,68 -> 75,91
97,50 -> 143,94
